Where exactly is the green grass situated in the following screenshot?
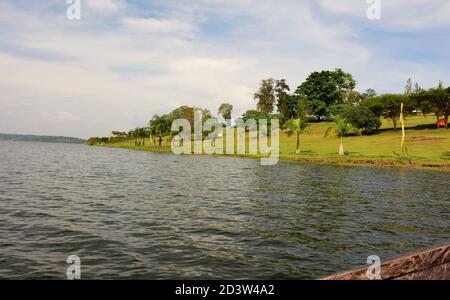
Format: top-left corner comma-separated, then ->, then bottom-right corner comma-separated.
103,115 -> 450,170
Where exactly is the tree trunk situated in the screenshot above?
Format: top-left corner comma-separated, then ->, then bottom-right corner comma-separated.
159,136 -> 162,147
445,115 -> 449,129
339,136 -> 345,156
392,119 -> 397,129
295,133 -> 300,154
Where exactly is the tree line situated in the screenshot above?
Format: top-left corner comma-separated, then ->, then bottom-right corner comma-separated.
87,68 -> 450,150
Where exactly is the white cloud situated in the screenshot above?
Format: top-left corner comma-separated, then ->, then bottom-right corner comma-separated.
122,17 -> 195,35
0,0 -> 448,138
319,0 -> 450,30
86,0 -> 122,11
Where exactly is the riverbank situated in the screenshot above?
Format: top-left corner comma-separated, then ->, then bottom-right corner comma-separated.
100,116 -> 450,171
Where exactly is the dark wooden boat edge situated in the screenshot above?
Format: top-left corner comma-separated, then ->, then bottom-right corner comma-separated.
321,242 -> 450,280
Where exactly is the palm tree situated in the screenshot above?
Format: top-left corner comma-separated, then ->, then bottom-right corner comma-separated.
286,117 -> 309,154
324,116 -> 354,156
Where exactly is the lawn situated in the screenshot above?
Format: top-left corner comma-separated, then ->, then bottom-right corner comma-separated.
105,115 -> 450,169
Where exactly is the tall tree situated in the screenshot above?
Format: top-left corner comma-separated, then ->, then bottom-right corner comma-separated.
275,79 -> 290,124
150,115 -> 171,146
218,103 -> 233,120
366,94 -> 409,129
296,94 -> 307,119
405,78 -> 413,95
254,78 -> 276,113
295,69 -> 356,120
414,82 -> 421,93
362,88 -> 377,100
344,90 -> 363,105
412,84 -> 449,125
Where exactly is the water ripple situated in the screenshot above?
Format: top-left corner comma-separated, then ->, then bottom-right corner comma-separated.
0,140 -> 449,279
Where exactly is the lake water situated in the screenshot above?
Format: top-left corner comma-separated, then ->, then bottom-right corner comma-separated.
0,140 -> 448,279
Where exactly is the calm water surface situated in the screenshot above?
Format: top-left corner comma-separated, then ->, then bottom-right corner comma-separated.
0,140 -> 449,279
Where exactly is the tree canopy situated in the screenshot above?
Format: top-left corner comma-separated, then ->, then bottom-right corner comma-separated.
339,104 -> 381,131
295,68 -> 356,120
218,103 -> 233,120
254,78 -> 276,113
364,94 -> 410,129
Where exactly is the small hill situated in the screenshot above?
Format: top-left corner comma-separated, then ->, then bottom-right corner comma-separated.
0,133 -> 86,144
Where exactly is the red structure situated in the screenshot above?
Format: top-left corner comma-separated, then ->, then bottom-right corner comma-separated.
436,118 -> 448,129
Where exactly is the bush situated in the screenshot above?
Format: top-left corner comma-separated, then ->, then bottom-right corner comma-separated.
339,105 -> 381,132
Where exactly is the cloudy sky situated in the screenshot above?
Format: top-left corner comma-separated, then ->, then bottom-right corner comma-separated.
1,0 -> 449,138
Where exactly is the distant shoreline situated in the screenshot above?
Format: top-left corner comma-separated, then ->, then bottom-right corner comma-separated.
0,133 -> 86,144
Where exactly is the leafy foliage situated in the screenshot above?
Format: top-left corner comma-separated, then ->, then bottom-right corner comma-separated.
295,69 -> 356,120
286,117 -> 309,153
254,78 -> 276,113
218,103 -> 233,120
364,94 -> 410,129
324,116 -> 356,138
411,85 -> 450,123
339,104 -> 381,131
275,79 -> 290,124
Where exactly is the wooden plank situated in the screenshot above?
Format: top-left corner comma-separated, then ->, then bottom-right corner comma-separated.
394,262 -> 450,280
322,242 -> 450,280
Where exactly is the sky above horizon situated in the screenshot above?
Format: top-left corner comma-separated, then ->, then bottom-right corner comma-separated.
1,0 -> 450,138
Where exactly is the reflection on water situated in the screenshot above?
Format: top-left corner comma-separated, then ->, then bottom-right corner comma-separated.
0,140 -> 449,279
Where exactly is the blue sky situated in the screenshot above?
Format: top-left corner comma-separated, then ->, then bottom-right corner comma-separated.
1,0 -> 450,138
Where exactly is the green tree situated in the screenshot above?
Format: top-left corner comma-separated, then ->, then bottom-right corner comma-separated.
344,90 -> 364,105
241,110 -> 277,122
366,94 -> 409,129
129,127 -> 148,144
405,78 -> 413,95
340,104 -> 381,132
111,131 -> 128,138
324,116 -> 355,156
150,115 -> 171,146
275,79 -> 290,125
169,105 -> 212,128
279,94 -> 305,124
286,118 -> 309,154
86,137 -> 102,145
241,110 -> 278,134
412,85 -> 450,125
218,103 -> 233,120
295,69 -> 356,120
361,88 -> 377,100
254,78 -> 276,113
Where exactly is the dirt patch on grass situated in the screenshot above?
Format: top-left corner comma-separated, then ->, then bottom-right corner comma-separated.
343,159 -> 450,169
285,156 -> 450,170
408,137 -> 447,142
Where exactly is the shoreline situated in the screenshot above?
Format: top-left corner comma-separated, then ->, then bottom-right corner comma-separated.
99,143 -> 450,172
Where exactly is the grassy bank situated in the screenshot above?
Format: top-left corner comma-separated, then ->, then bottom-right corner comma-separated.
102,116 -> 450,171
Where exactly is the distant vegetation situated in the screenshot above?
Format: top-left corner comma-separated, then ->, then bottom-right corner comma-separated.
88,69 -> 450,168
0,134 -> 85,144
